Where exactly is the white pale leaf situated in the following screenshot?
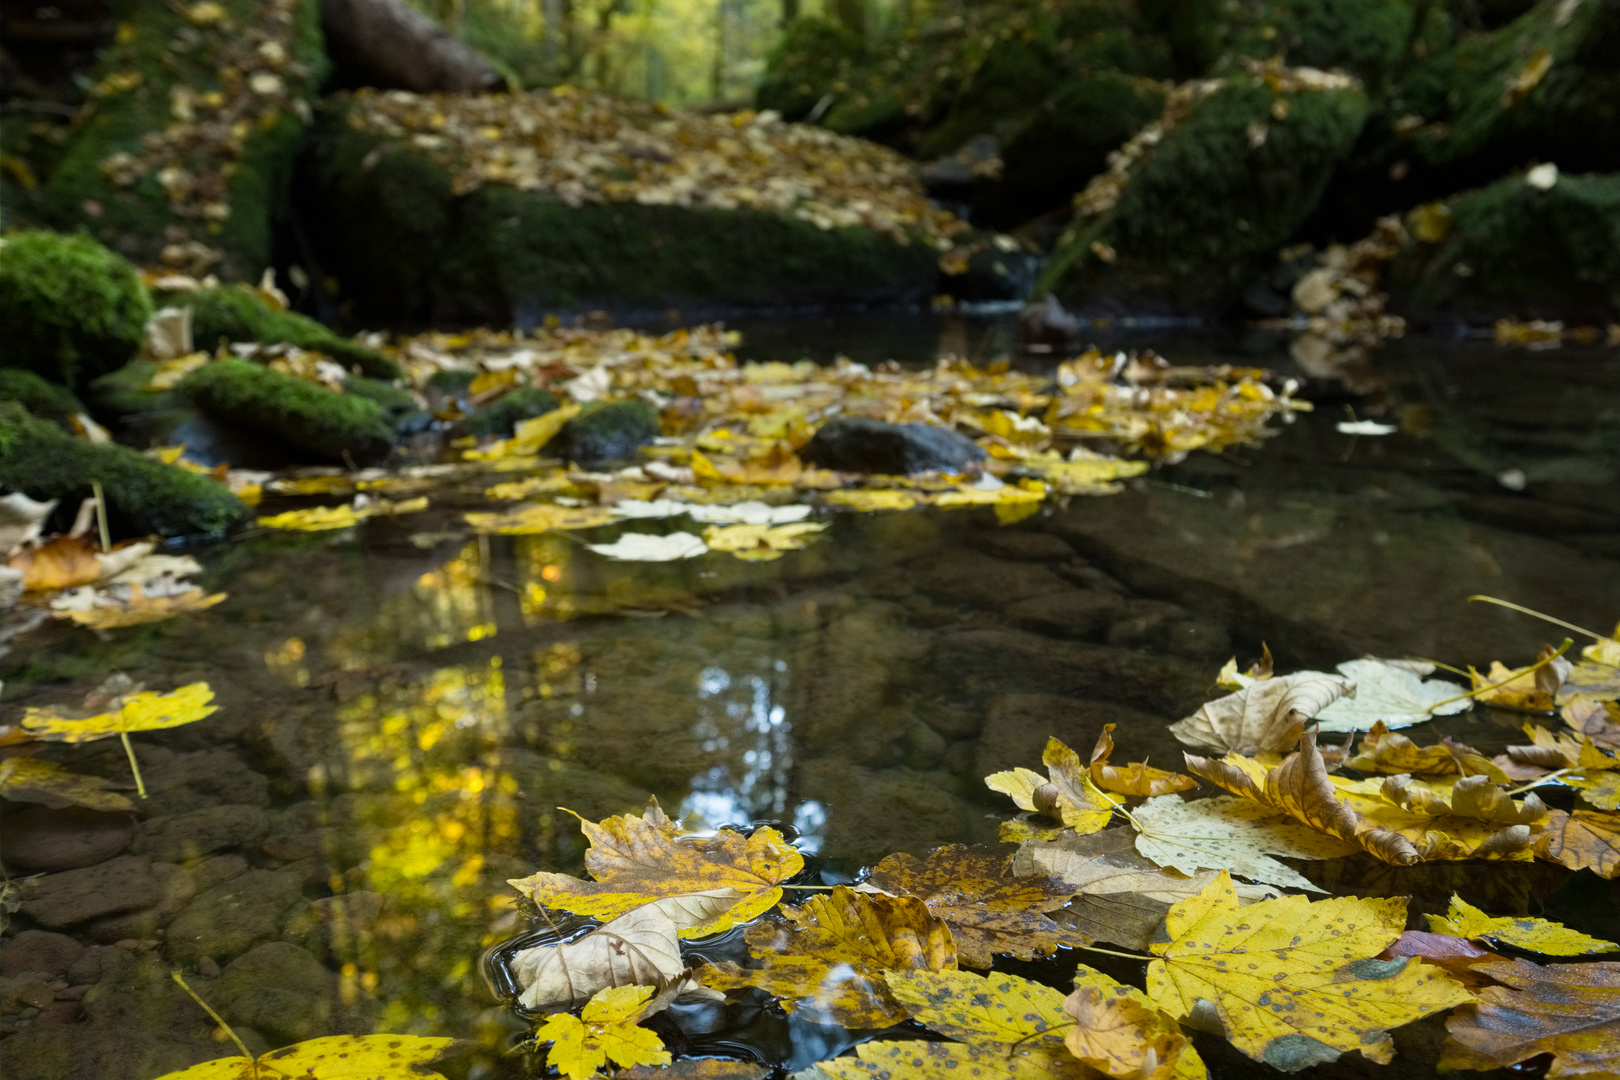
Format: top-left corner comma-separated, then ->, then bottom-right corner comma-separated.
1129,795 -> 1359,892
1312,658 -> 1470,731
586,532 -> 708,562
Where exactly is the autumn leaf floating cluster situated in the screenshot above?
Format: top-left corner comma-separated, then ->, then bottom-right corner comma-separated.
346,88 -> 966,246
482,607 -> 1620,1080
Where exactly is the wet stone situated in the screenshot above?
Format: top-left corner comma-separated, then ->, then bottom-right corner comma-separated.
800,416 -> 987,475
18,855 -> 175,929
136,804 -> 270,863
141,749 -> 270,815
977,693 -> 1166,778
66,945 -> 127,986
218,941 -> 336,1045
1004,588 -> 1126,639
0,931 -> 86,979
164,868 -> 306,965
82,864 -> 197,943
913,549 -> 1070,610
797,760 -> 997,863
971,529 -> 1075,562
0,807 -> 136,872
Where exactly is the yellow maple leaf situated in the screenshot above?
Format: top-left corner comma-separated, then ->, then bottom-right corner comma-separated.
1065,984 -> 1191,1080
986,736 -> 1117,834
1441,958 -> 1620,1076
1347,721 -> 1507,781
464,402 -> 582,461
509,800 -> 803,936
1146,872 -> 1474,1068
1426,894 -> 1620,956
22,683 -> 217,743
1089,724 -> 1196,797
464,504 -> 618,534
535,985 -> 671,1080
823,489 -> 918,512
934,478 -> 1046,510
0,758 -> 135,813
703,886 -> 956,1028
149,1033 -> 456,1079
1019,451 -> 1149,495
257,505 -> 361,531
701,521 -> 826,560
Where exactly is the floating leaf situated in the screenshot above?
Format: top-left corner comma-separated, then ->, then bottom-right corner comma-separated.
8,535 -> 153,592
55,586 -> 226,629
823,490 -> 918,512
1065,983 -> 1192,1080
22,682 -> 217,743
1565,697 -> 1620,749
1533,809 -> 1620,878
1312,659 -> 1470,731
1426,895 -> 1620,957
0,757 -> 135,812
1090,724 -> 1197,797
257,505 -> 362,531
1441,958 -> 1620,1077
860,845 -> 1086,967
1169,673 -> 1351,754
701,521 -> 827,561
1347,721 -> 1507,781
585,532 -> 708,562
1145,872 -> 1473,1068
149,1034 -> 456,1079
703,886 -> 955,1028
535,985 -> 671,1080
509,802 -> 803,937
985,736 -> 1117,834
465,504 -> 618,534
1129,794 -> 1355,892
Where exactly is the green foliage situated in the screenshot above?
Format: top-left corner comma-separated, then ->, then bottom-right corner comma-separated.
0,401 -> 248,537
468,387 -> 561,438
177,359 -> 397,465
39,0 -> 327,279
1041,78 -> 1369,313
182,287 -> 400,380
0,230 -> 154,392
1389,171 -> 1620,324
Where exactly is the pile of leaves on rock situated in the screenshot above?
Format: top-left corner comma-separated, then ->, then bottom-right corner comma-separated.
118,610 -> 1619,1080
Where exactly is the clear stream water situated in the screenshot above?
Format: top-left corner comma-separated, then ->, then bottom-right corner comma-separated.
2,317 -> 1617,1080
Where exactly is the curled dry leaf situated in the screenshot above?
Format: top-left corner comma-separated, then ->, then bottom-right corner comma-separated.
509,799 -> 803,937
8,535 -> 154,593
1441,958 -> 1620,1077
702,886 -> 956,1028
1533,808 -> 1620,878
1064,984 -> 1190,1080
985,735 -> 1118,833
1426,894 -> 1620,957
1378,774 -> 1547,825
1145,872 -> 1474,1069
0,493 -> 55,557
1169,673 -> 1351,754
859,844 -> 1086,968
1347,721 -> 1507,781
1090,724 -> 1197,797
1470,644 -> 1573,712
535,984 -> 671,1080
1564,696 -> 1620,749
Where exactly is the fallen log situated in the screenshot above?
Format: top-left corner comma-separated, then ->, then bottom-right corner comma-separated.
321,0 -> 502,93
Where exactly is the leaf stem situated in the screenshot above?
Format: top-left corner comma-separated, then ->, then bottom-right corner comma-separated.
1504,768 -> 1572,797
1468,596 -> 1612,644
1425,638 -> 1573,714
120,732 -> 147,799
1087,778 -> 1145,834
91,479 -> 111,554
1074,942 -> 1155,961
171,971 -> 254,1064
1413,656 -> 1471,678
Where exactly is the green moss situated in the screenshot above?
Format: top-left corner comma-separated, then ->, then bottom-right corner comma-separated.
0,369 -> 86,427
39,0 -> 327,279
177,359 -> 396,465
1389,171 -> 1620,323
341,376 -> 418,415
557,400 -> 659,467
467,387 -> 560,438
0,230 -> 154,392
181,287 -> 400,379
1040,78 -> 1369,313
426,369 -> 478,396
0,401 -> 248,537
1151,0 -> 1415,84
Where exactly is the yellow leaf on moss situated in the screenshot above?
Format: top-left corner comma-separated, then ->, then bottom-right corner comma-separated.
535,985 -> 670,1080
703,886 -> 956,1028
22,683 -> 217,744
1426,894 -> 1619,956
149,1033 -> 456,1079
1146,872 -> 1474,1068
509,799 -> 803,937
986,736 -> 1117,834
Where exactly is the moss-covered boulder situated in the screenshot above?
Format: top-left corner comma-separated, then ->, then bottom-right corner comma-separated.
0,370 -> 85,427
1315,0 -> 1620,237
1147,0 -> 1421,86
177,359 -> 396,465
467,387 -> 560,438
0,402 -> 248,538
178,287 -> 400,379
1387,171 -> 1620,324
555,400 -> 659,468
39,0 -> 327,280
1039,70 -> 1369,315
298,100 -> 947,324
0,231 -> 153,392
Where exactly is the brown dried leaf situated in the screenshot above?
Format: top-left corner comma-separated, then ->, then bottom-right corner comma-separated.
1090,724 -> 1196,797
1348,721 -> 1507,781
1441,958 -> 1620,1076
1534,808 -> 1620,878
1169,673 -> 1351,755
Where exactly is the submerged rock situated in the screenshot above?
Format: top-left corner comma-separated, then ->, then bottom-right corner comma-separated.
1387,170 -> 1620,324
165,867 -> 307,964
800,417 -> 987,475
556,400 -> 659,467
0,231 -> 153,392
177,359 -> 396,466
18,855 -> 184,929
181,288 -> 400,380
467,386 -> 560,438
0,402 -> 248,537
0,807 -> 136,873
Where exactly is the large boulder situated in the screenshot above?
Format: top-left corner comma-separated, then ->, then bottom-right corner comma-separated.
1148,0 -> 1424,87
1314,0 -> 1620,238
1387,170 -> 1620,324
1038,66 -> 1369,316
297,91 -> 955,324
39,0 -> 328,280
0,231 -> 153,392
176,359 -> 396,465
180,287 -> 400,379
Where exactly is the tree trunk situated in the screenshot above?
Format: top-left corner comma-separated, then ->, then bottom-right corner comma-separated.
321,0 -> 502,92
832,0 -> 865,36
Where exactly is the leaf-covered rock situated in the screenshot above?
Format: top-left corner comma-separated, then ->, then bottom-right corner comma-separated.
180,287 -> 400,380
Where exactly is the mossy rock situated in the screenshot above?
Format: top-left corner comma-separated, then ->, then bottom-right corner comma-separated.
1147,0 -> 1418,85
0,401 -> 248,538
180,287 -> 400,379
1315,0 -> 1620,237
556,400 -> 658,468
0,369 -> 86,427
1387,171 -> 1620,324
177,359 -> 396,465
466,387 -> 560,438
1039,76 -> 1369,315
38,0 -> 327,279
298,110 -> 941,324
0,230 -> 153,392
